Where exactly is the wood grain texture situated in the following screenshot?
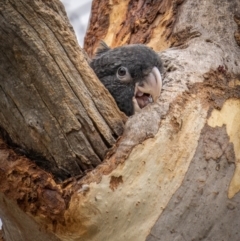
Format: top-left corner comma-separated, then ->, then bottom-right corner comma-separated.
84,0 -> 185,57
0,0 -> 126,179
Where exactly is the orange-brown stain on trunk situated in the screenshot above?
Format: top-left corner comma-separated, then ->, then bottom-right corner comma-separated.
0,139 -> 70,227
109,175 -> 123,191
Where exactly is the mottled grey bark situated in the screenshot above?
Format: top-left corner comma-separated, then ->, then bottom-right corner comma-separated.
147,126 -> 239,241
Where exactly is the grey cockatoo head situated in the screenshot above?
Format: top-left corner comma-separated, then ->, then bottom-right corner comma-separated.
90,41 -> 163,116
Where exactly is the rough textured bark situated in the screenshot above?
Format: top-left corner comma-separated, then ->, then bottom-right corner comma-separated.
1,0 -> 240,241
84,0 -> 186,57
0,0 -> 125,180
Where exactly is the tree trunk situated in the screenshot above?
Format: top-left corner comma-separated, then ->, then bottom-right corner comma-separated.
0,0 -> 126,180
1,0 -> 240,241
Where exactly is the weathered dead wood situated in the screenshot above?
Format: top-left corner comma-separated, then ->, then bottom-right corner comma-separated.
84,0 -> 185,57
0,138 -> 65,240
0,0 -> 126,179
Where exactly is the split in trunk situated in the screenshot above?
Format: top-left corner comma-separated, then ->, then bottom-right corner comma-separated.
0,0 -> 240,240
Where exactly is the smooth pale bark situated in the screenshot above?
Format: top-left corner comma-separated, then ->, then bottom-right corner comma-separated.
0,0 -> 240,241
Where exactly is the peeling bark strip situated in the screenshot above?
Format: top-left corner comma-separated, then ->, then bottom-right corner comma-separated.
84,0 -> 185,56
0,0 -> 125,179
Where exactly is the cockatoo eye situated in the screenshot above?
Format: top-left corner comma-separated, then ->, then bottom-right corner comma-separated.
116,66 -> 132,82
117,66 -> 127,76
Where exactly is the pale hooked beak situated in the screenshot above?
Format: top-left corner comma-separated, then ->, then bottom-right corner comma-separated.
133,66 -> 162,113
